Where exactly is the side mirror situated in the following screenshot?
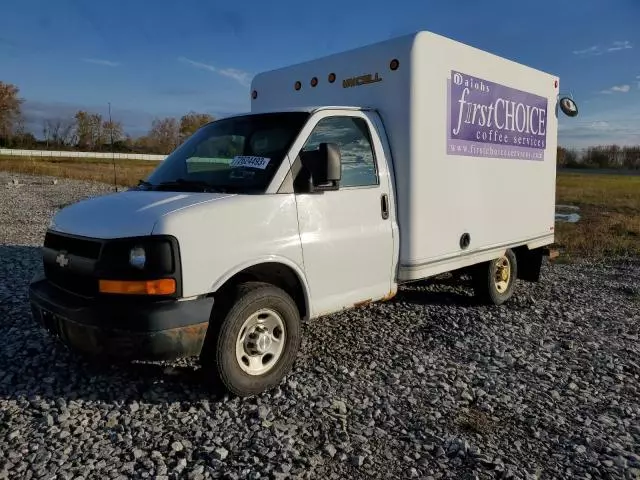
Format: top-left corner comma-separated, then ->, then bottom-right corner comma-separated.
300,142 -> 341,192
319,142 -> 341,184
558,96 -> 579,117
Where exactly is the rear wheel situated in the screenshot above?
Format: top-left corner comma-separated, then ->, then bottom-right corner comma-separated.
200,282 -> 301,397
472,249 -> 517,305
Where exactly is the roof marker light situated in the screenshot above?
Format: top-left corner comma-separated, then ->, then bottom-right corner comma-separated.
328,73 -> 336,83
251,90 -> 258,99
294,81 -> 302,91
311,77 -> 318,87
390,59 -> 399,71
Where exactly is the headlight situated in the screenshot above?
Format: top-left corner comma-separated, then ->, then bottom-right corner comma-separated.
99,236 -> 177,276
129,246 -> 146,269
96,235 -> 182,298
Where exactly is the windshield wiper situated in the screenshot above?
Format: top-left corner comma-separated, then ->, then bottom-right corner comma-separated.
137,179 -> 154,188
155,178 -> 222,193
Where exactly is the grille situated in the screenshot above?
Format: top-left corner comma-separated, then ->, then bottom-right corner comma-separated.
44,232 -> 102,259
44,263 -> 98,297
43,231 -> 101,296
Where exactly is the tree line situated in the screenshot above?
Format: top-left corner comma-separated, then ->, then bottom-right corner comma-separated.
1,80 -> 639,167
558,145 -> 640,170
0,80 -> 214,155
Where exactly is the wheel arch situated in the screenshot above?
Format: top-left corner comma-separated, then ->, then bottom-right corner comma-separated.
210,257 -> 312,320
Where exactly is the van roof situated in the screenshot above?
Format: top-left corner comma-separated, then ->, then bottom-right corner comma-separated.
217,105 -> 369,119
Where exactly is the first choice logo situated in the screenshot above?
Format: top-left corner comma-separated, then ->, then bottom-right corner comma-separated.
447,69 -> 549,161
449,70 -> 547,148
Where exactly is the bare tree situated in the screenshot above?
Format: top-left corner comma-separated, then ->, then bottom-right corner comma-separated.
59,118 -> 76,146
42,120 -> 50,148
74,110 -> 106,149
179,111 -> 214,143
623,146 -> 640,170
103,119 -> 124,145
148,117 -> 180,154
10,116 -> 34,148
556,146 -> 568,167
88,113 -> 104,148
75,111 -> 92,148
43,118 -> 76,147
0,81 -> 24,139
46,119 -> 62,145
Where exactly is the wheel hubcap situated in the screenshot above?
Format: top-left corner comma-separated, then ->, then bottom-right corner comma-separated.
494,256 -> 511,293
245,326 -> 272,355
236,308 -> 286,376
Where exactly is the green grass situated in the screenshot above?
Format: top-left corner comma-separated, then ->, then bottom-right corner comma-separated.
0,155 -> 159,186
554,172 -> 640,259
556,172 -> 639,212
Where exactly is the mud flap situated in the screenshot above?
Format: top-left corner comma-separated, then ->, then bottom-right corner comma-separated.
516,247 -> 544,282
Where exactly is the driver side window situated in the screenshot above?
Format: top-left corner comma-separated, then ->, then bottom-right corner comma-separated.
298,116 -> 378,189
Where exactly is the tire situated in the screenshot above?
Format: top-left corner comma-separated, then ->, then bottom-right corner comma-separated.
200,281 -> 301,397
471,249 -> 518,305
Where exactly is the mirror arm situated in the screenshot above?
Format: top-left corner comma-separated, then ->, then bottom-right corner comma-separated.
313,181 -> 339,192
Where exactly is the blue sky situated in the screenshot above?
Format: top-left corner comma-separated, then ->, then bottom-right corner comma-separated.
1,0 -> 639,147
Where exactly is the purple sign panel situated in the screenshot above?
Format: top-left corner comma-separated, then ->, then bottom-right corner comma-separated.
447,70 -> 549,161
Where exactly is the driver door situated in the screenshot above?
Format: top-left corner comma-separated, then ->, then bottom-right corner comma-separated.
290,111 -> 395,317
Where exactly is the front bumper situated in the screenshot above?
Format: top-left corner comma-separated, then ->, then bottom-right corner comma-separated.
28,274 -> 214,361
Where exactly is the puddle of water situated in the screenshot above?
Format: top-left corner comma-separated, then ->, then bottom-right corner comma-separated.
556,204 -> 580,211
555,212 -> 581,223
555,204 -> 581,223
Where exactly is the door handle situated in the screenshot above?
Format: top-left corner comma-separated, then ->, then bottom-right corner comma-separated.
381,193 -> 389,220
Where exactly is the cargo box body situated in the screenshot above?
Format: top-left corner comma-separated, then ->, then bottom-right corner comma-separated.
251,31 -> 559,280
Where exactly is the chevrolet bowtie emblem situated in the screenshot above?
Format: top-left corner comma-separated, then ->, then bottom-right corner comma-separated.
55,252 -> 69,267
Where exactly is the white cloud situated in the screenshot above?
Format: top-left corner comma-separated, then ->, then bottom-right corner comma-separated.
600,84 -> 631,94
178,56 -> 251,87
217,68 -> 252,87
82,58 -> 120,67
558,105 -> 640,147
573,45 -> 602,57
607,40 -> 632,52
178,57 -> 216,72
612,85 -> 631,93
573,41 -> 633,57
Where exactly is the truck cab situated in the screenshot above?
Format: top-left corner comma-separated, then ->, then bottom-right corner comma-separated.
29,106 -> 399,397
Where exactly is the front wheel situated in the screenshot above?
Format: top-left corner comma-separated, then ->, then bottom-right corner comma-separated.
200,282 -> 301,397
472,249 -> 518,305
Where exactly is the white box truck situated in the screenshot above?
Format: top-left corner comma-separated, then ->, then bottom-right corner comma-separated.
29,31 -> 579,396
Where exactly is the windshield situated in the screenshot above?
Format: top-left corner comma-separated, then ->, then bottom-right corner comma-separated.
143,112 -> 310,193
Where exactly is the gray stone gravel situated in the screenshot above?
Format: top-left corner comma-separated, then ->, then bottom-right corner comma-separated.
1,171 -> 639,480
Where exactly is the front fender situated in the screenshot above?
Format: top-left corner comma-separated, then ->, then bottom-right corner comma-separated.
209,255 -> 313,319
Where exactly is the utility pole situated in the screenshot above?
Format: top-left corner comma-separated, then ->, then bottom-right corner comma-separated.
108,102 -> 117,191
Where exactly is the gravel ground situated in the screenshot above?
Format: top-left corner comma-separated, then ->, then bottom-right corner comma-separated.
1,171 -> 639,480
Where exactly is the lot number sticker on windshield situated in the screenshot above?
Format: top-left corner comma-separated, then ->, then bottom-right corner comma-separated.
230,156 -> 271,169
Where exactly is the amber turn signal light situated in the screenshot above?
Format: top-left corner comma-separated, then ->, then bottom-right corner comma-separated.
99,279 -> 176,295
